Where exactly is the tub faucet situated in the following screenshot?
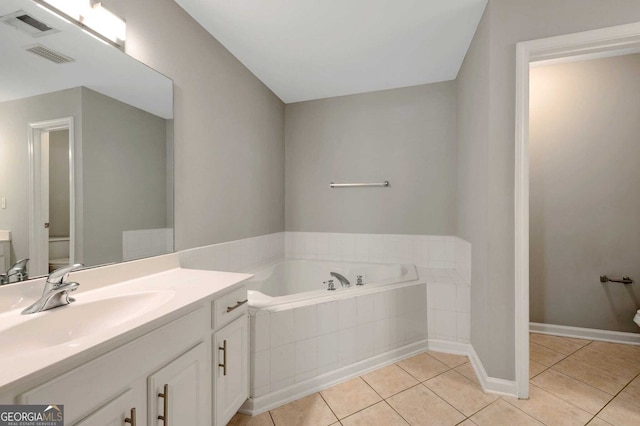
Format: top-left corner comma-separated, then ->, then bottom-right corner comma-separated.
22,264 -> 82,314
330,272 -> 350,288
0,258 -> 29,285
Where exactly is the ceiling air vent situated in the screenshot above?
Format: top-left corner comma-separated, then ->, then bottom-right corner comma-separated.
1,10 -> 58,37
25,44 -> 75,64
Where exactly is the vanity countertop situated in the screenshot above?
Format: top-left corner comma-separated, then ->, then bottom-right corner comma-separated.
0,266 -> 252,391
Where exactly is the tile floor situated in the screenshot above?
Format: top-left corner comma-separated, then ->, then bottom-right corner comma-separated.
229,333 -> 640,425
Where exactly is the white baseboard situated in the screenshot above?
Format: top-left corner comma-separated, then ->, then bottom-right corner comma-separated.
240,340 -> 429,416
241,338 -> 519,415
465,344 -> 518,397
530,322 -> 640,345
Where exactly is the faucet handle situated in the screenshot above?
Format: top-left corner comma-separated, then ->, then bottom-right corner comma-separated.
47,263 -> 83,285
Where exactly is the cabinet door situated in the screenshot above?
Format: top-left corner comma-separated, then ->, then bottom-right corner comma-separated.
75,388 -> 136,426
214,315 -> 249,426
148,342 -> 209,426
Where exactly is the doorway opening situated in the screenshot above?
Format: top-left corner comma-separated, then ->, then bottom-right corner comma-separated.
514,22 -> 640,399
28,117 -> 75,277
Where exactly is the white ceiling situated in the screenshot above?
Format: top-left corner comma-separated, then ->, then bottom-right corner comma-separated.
175,0 -> 487,103
0,0 -> 172,118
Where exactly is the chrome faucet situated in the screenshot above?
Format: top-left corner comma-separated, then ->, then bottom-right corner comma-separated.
22,264 -> 82,315
0,258 -> 30,285
330,272 -> 350,288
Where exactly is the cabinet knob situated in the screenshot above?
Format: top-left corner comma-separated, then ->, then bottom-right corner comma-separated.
158,384 -> 169,425
124,407 -> 136,426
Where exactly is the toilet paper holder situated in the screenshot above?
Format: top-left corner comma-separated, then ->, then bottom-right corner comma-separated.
600,275 -> 634,285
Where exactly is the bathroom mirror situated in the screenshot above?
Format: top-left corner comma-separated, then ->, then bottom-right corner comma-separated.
0,0 -> 174,280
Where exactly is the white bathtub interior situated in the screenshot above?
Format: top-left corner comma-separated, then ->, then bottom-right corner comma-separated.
246,259 -> 419,307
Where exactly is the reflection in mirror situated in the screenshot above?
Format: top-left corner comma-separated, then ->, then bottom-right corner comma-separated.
0,0 -> 174,281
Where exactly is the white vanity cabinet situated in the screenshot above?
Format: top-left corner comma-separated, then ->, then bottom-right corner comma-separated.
0,238 -> 10,273
149,342 -> 209,426
74,389 -> 137,426
214,316 -> 249,426
212,286 -> 249,426
10,282 -> 251,426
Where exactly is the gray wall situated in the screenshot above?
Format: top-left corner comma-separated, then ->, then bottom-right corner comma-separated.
0,88 -> 82,263
456,4 -> 492,378
81,87 -> 168,266
285,82 -> 457,235
457,0 -> 640,380
104,0 -> 285,250
530,54 -> 640,332
48,129 -> 70,238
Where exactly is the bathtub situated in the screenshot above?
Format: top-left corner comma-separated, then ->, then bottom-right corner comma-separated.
245,258 -> 428,411
246,259 -> 419,308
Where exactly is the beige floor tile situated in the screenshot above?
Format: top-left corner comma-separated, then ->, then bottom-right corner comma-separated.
320,377 -> 382,419
503,384 -> 592,425
427,351 -> 469,368
530,342 -> 566,367
469,399 -> 542,425
553,357 -> 631,395
424,370 -> 498,417
589,342 -> 640,367
617,375 -> 640,408
361,364 -> 419,398
587,418 -> 613,425
457,421 -> 477,426
340,401 -> 408,426
228,412 -> 274,426
397,352 -> 450,381
570,346 -> 640,378
270,393 -> 337,426
598,398 -> 640,426
530,333 -> 589,355
386,384 -> 465,426
531,368 -> 612,415
529,360 -> 547,378
453,363 -> 479,385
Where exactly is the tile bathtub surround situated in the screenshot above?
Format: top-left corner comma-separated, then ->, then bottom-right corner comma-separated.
283,232 -> 472,344
248,284 -> 428,398
179,232 -> 284,272
122,228 -> 174,261
232,334 -> 640,426
285,232 -> 470,276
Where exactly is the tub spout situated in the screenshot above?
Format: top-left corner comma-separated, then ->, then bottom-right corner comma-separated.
330,272 -> 350,288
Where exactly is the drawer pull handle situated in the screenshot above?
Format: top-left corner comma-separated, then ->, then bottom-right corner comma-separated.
158,384 -> 169,425
219,339 -> 227,376
124,407 -> 136,426
226,299 -> 248,313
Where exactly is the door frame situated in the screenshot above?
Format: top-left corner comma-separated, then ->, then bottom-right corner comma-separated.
28,117 -> 75,276
514,22 -> 640,399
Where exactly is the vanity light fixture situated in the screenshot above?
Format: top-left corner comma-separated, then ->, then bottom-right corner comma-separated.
33,0 -> 125,48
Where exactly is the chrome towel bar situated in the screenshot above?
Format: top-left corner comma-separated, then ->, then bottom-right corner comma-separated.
600,275 -> 634,285
329,181 -> 389,188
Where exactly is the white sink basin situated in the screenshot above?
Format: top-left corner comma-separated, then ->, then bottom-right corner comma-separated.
0,290 -> 175,359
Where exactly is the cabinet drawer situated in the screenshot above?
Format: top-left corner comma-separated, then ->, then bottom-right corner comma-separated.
213,286 -> 247,329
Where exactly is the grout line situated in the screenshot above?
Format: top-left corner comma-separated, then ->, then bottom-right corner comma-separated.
380,399 -> 412,425
317,390 -> 340,422
268,409 -> 276,426
590,369 -> 640,421
418,381 -> 469,420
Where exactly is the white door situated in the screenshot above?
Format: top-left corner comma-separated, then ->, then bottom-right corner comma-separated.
148,342 -> 209,426
214,316 -> 249,426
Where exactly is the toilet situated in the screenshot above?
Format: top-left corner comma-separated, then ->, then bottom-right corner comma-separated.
635,310 -> 640,327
